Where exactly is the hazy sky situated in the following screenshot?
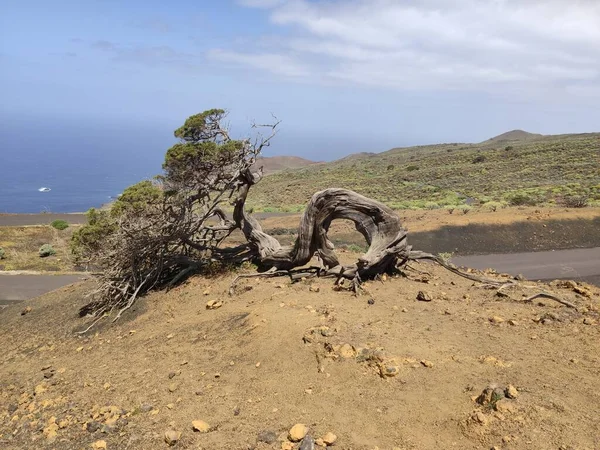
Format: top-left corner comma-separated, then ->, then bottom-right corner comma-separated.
1,0 -> 599,160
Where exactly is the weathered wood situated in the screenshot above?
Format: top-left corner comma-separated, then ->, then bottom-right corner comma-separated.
234,181 -> 410,280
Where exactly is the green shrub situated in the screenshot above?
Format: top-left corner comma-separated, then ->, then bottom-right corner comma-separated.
483,201 -> 505,212
446,206 -> 455,214
425,202 -> 440,210
0,247 -> 6,260
505,145 -> 514,151
458,205 -> 472,214
472,155 -> 486,164
39,244 -> 56,258
70,208 -> 116,262
406,165 -> 419,171
50,219 -> 69,230
506,191 -> 542,206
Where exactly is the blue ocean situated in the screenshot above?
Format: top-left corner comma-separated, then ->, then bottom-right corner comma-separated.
0,116 -> 175,213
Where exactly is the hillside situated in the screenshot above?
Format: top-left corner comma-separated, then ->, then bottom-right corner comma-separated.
1,263 -> 599,449
487,130 -> 544,142
253,156 -> 318,175
248,133 -> 600,212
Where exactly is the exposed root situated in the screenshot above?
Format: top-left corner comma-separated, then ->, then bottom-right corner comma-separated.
524,292 -> 577,309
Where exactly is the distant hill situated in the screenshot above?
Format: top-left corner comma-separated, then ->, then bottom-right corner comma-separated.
335,152 -> 377,162
253,155 -> 319,174
249,132 -> 600,211
488,130 -> 544,142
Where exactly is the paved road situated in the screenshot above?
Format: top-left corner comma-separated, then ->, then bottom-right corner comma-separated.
1,247 -> 598,307
0,274 -> 84,304
0,212 -> 292,227
0,213 -> 88,227
452,247 -> 600,285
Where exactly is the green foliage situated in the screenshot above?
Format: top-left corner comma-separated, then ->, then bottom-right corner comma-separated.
425,202 -> 440,210
445,206 -> 455,214
50,219 -> 69,230
110,180 -> 163,217
472,154 -> 486,164
505,146 -> 514,151
39,244 -> 56,258
483,201 -> 505,212
506,191 -> 540,206
173,109 -> 226,142
70,208 -> 116,262
0,247 -> 6,260
406,165 -> 420,171
438,252 -> 453,263
458,205 -> 472,214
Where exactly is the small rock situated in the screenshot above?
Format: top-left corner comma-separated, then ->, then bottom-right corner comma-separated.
86,421 -> 101,433
420,360 -> 434,368
367,298 -> 375,305
489,316 -> 504,324
168,383 -> 178,393
309,285 -> 320,293
257,430 -> 277,444
140,403 -> 153,413
322,432 -> 337,445
206,300 -> 223,310
401,308 -> 408,313
583,318 -> 596,325
315,438 -> 326,447
473,411 -> 488,425
43,369 -> 55,379
339,343 -> 355,358
462,294 -> 470,300
505,385 -> 519,399
289,423 -> 309,442
416,291 -> 432,302
21,306 -> 32,316
164,429 -> 181,446
508,319 -> 517,326
380,363 -> 401,377
495,398 -> 516,413
281,443 -> 294,450
192,420 -> 210,433
168,371 -> 176,379
91,440 -> 107,449
166,333 -> 174,339
299,435 -> 315,450
203,289 -> 210,295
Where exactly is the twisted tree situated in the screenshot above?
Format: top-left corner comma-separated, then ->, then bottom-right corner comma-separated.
74,109 -> 509,330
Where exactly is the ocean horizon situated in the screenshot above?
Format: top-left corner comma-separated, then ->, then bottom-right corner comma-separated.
0,116 -> 172,214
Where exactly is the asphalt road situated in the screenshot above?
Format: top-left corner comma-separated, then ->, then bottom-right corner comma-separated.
0,213 -> 88,226
452,247 -> 600,286
0,212 -> 291,227
0,274 -> 85,305
1,247 -> 598,306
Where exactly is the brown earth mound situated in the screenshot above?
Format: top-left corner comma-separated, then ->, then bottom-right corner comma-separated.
1,263 -> 599,449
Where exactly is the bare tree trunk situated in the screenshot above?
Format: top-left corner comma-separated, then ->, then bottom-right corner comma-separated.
233,172 -> 410,281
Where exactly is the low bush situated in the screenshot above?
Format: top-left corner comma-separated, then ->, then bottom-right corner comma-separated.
406,165 -> 419,172
472,155 -> 486,164
446,206 -> 455,214
0,247 -> 6,260
562,195 -> 589,208
50,219 -> 69,230
425,202 -> 440,210
458,205 -> 472,214
39,244 -> 56,258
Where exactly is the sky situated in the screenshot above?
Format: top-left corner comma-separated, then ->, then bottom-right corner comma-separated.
1,0 -> 599,161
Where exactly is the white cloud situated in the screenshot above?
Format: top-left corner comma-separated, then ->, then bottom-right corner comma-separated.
217,0 -> 600,97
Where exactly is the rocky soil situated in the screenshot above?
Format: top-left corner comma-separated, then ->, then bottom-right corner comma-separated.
1,261 -> 599,449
